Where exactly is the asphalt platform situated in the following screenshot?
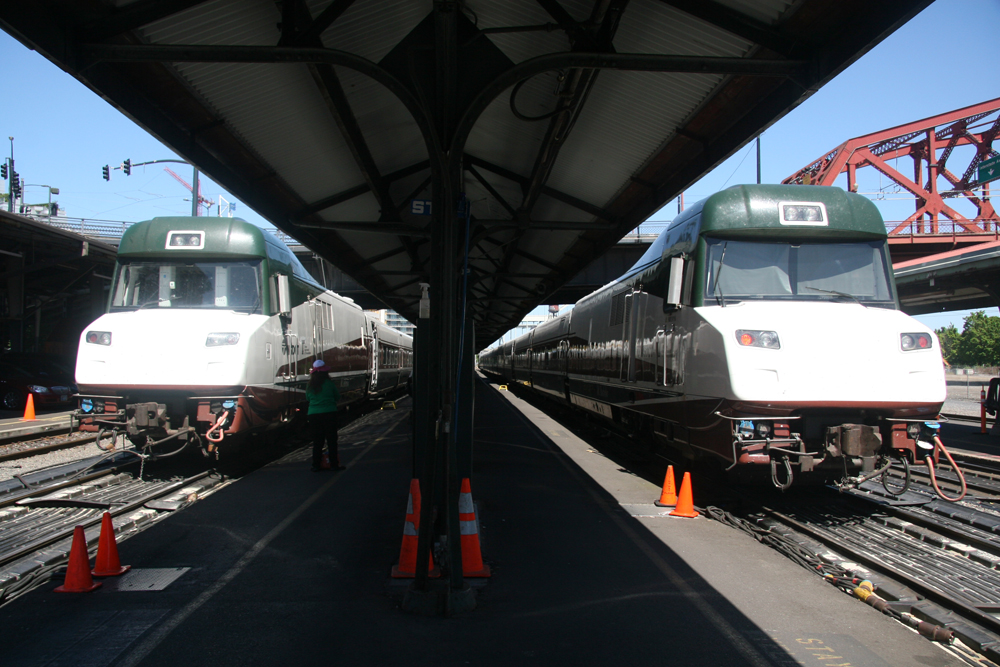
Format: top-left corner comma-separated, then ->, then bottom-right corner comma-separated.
1,375 -> 981,666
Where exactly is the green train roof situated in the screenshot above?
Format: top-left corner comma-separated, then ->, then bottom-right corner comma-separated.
117,216 -> 320,286
622,185 -> 887,282
694,184 -> 887,239
119,217 -> 266,257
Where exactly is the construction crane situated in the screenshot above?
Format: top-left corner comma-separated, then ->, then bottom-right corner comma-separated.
164,167 -> 214,216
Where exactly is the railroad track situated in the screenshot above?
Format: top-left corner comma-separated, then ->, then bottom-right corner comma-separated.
0,449 -> 227,606
711,458 -> 1000,665
0,432 -> 99,465
0,398 -> 402,607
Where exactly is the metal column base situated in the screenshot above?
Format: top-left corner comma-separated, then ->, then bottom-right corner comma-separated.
401,580 -> 476,616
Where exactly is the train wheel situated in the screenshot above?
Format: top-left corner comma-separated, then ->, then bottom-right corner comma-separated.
96,428 -> 118,451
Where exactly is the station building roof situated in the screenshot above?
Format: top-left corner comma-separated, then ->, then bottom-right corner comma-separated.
0,0 -> 932,349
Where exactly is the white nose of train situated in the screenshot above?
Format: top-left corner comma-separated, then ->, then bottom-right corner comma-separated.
76,310 -> 266,389
703,302 -> 946,405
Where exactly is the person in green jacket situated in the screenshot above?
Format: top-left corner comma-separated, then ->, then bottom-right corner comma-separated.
306,359 -> 343,471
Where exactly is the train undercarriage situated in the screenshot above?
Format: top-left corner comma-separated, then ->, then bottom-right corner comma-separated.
72,390 -> 283,459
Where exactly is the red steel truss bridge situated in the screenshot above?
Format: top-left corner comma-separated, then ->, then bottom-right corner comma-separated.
784,98 -> 1000,263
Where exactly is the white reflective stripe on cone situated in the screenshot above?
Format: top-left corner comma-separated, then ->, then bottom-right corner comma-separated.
460,520 -> 478,535
406,495 -> 413,514
404,521 -> 418,536
458,492 -> 474,513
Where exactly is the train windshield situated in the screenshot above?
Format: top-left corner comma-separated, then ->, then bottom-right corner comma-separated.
110,260 -> 263,313
705,239 -> 893,307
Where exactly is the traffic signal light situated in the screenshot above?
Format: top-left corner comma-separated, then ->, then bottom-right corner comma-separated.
123,159 -> 131,176
0,162 -> 6,180
102,165 -> 110,181
11,175 -> 21,197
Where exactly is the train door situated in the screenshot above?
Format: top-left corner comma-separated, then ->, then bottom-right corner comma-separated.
288,304 -> 308,389
310,300 -> 322,366
618,291 -> 634,381
527,330 -> 534,385
663,324 -> 687,386
624,291 -> 648,382
661,256 -> 692,387
279,323 -> 296,409
369,322 -> 379,392
654,328 -> 665,385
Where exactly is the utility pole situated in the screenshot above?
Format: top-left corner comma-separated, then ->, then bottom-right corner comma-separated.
6,137 -> 14,213
191,167 -> 199,216
756,135 -> 762,184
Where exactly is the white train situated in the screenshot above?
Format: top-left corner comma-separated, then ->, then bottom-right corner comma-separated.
74,217 -> 411,455
480,185 -> 946,488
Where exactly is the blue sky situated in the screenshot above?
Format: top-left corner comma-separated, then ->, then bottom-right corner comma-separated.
2,0 -> 998,333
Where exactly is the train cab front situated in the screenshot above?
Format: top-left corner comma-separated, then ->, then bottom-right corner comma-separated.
698,291 -> 946,489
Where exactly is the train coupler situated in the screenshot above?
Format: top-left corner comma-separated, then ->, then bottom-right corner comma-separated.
825,424 -> 882,459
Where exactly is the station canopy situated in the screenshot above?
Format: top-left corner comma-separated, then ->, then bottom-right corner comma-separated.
1,0 -> 930,350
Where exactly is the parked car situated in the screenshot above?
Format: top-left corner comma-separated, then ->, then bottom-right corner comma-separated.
0,356 -> 78,411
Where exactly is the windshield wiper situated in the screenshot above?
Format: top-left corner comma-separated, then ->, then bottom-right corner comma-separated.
713,242 -> 728,307
803,286 -> 866,307
138,298 -> 170,309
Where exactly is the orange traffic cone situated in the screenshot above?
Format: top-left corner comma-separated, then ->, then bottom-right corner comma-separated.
458,478 -> 490,577
22,394 -> 36,421
92,512 -> 131,577
391,479 -> 439,578
669,472 -> 699,518
654,465 -> 677,507
55,526 -> 102,592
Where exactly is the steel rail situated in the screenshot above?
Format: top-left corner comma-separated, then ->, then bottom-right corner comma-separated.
885,464 -> 1000,497
0,470 -> 213,569
0,433 -> 98,463
879,502 -> 1000,560
0,422 -> 75,447
0,461 -> 135,510
761,506 -> 1000,637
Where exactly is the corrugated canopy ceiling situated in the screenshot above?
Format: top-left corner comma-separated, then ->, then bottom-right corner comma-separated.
1,0 -> 930,350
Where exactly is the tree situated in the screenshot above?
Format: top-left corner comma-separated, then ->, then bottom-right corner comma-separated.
934,324 -> 961,365
955,311 -> 1000,366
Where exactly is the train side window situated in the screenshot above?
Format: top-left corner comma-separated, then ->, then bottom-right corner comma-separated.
682,258 -> 695,304
228,265 -> 260,311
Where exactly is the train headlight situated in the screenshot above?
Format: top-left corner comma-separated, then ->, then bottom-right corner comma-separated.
779,201 -> 827,225
900,333 -> 932,351
736,330 -> 781,349
206,332 -> 240,347
755,422 -> 772,439
86,331 -> 112,345
166,231 -> 205,248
